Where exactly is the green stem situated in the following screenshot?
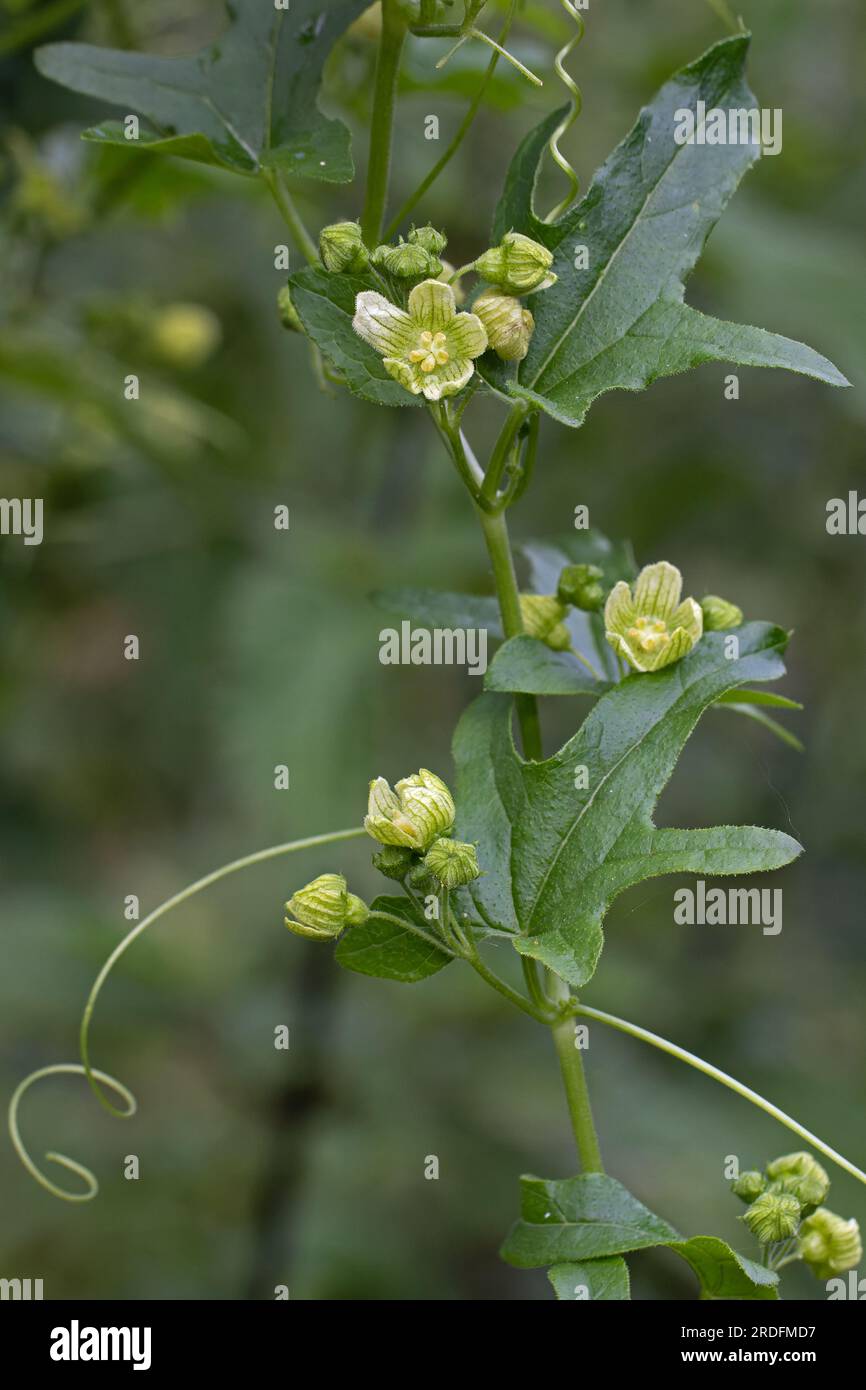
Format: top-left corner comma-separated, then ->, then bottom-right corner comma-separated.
360,0 -> 408,247
80,827 -> 367,1115
482,402 -> 529,507
384,0 -> 517,239
264,170 -> 319,266
465,947 -> 551,1023
552,1013 -> 604,1172
573,1003 -> 866,1191
475,502 -> 543,760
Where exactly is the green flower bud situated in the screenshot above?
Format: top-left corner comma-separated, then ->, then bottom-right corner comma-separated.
284,873 -> 368,940
700,594 -> 744,631
365,768 -> 455,851
371,240 -> 442,279
372,844 -> 417,882
408,224 -> 448,256
473,231 -> 556,295
319,220 -> 369,274
798,1208 -> 863,1280
472,289 -> 534,362
557,562 -> 605,612
766,1152 -> 830,1210
277,285 -> 302,333
520,594 -> 571,651
742,1191 -> 801,1245
422,837 -> 480,889
731,1170 -> 767,1204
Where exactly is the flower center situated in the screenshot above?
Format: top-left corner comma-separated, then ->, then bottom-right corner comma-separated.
409,329 -> 449,374
627,614 -> 670,653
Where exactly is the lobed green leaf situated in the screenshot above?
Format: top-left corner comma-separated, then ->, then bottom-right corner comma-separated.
35,0 -> 368,179
455,623 -> 802,984
504,1174 -> 778,1300
483,36 -> 849,425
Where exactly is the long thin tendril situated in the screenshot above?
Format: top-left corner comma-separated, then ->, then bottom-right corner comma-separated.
8,1065 -> 136,1202
544,0 -> 586,223
9,826 -> 366,1199
573,1003 -> 866,1191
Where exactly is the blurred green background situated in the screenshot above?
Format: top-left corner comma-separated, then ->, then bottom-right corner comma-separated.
1,0 -> 864,1300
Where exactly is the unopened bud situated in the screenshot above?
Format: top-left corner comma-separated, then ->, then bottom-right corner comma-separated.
520,594 -> 571,651
408,224 -> 447,256
474,231 -> 556,294
700,594 -> 743,631
371,240 -> 442,279
284,873 -> 368,940
742,1191 -> 801,1244
319,220 -> 369,273
557,563 -> 605,612
473,290 -> 534,362
372,844 -> 417,882
766,1152 -> 830,1210
731,1170 -> 767,1204
798,1208 -> 862,1279
365,768 -> 455,851
422,837 -> 480,889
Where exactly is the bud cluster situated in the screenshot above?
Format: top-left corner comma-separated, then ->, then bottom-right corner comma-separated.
731,1151 -> 862,1281
364,767 -> 481,891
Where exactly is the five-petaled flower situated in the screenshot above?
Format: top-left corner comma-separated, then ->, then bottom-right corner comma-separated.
352,278 -> 487,402
605,560 -> 703,673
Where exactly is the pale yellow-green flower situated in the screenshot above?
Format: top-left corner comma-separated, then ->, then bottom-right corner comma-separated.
799,1209 -> 862,1280
605,561 -> 703,673
365,768 -> 455,851
353,279 -> 487,401
284,873 -> 368,940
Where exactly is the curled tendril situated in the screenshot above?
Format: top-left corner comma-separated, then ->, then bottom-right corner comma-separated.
543,0 -> 586,223
8,1064 -> 137,1203
8,827 -> 367,1201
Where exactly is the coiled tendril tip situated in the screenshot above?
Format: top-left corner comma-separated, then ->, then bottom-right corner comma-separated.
544,0 -> 586,224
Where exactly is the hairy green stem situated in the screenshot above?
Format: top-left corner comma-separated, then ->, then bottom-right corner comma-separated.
476,503 -> 543,760
482,402 -> 529,507
573,1003 -> 866,1191
264,170 -> 319,266
466,947 -> 551,1023
552,1012 -> 604,1172
360,0 -> 408,246
80,827 -> 366,1115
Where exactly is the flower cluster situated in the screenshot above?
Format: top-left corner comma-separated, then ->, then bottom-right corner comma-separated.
313,218 -> 558,402
365,768 -> 480,890
284,769 -> 479,946
732,1152 -> 862,1280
